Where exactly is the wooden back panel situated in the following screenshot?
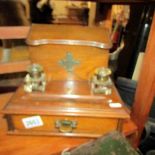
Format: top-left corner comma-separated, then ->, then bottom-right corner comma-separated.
27,24 -> 111,81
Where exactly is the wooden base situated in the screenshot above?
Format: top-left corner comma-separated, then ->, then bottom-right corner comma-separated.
0,93 -> 138,155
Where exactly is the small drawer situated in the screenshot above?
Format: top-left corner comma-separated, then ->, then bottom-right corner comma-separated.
8,114 -> 120,137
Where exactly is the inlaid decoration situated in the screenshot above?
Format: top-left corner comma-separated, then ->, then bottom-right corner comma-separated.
58,52 -> 80,73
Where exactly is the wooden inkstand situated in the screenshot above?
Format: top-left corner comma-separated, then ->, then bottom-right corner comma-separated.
2,25 -> 129,138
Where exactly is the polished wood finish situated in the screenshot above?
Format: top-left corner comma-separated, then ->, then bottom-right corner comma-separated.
0,93 -> 136,155
0,94 -> 92,155
3,81 -> 128,117
27,24 -> 110,81
28,24 -> 111,43
0,60 -> 31,74
0,24 -> 138,154
2,81 -> 129,137
131,13 -> 155,144
11,115 -> 118,137
0,1 -> 154,154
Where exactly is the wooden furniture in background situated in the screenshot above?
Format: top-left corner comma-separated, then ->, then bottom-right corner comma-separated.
0,1 -> 30,72
0,26 -> 31,74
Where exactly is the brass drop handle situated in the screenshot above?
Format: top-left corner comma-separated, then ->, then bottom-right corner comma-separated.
55,120 -> 77,133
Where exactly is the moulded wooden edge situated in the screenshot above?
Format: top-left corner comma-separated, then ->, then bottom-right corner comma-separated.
7,130 -> 102,138
2,109 -> 130,119
0,94 -> 137,138
7,120 -> 137,138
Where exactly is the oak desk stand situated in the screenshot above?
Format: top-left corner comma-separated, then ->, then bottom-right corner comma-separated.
0,25 -> 136,155
0,13 -> 155,155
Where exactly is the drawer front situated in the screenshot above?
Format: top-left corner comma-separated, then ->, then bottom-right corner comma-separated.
9,115 -> 120,137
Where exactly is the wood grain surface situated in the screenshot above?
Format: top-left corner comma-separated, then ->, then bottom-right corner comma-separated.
27,25 -> 110,81
0,93 -> 137,155
2,81 -> 129,138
